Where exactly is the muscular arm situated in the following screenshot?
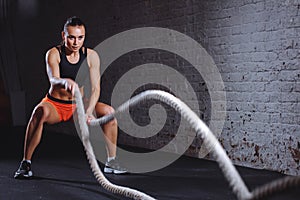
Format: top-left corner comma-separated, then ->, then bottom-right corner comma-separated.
46,47 -> 78,95
85,49 -> 100,116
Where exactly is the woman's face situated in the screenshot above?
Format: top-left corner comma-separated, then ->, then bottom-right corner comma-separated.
62,25 -> 85,52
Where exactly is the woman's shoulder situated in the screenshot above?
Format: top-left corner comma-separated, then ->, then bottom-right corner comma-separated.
47,45 -> 61,54
86,48 -> 100,59
86,47 -> 98,54
45,46 -> 61,60
85,48 -> 100,67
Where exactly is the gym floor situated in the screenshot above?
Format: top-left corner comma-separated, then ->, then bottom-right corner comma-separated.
1,126 -> 299,200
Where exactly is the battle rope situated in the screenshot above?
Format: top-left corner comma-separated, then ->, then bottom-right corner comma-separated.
74,88 -> 155,200
74,87 -> 300,200
89,90 -> 251,200
250,176 -> 300,200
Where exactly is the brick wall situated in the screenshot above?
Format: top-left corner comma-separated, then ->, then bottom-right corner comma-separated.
203,0 -> 300,175
89,0 -> 300,175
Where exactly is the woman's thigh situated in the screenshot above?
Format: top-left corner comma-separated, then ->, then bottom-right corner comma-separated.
37,102 -> 61,124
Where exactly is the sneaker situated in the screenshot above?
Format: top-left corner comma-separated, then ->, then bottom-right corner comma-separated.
104,158 -> 128,174
14,160 -> 33,179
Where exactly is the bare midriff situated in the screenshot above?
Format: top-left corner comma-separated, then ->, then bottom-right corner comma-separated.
49,85 -> 84,101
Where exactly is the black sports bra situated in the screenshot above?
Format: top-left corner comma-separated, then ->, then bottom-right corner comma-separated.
56,45 -> 89,86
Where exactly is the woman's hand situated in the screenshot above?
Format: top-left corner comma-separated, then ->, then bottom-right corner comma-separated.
86,111 -> 96,125
64,78 -> 79,96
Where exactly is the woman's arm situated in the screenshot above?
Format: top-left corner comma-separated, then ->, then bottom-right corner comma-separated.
85,48 -> 101,117
46,47 -> 78,96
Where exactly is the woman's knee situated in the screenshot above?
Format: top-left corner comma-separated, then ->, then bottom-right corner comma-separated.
104,105 -> 115,115
106,106 -> 117,126
100,105 -> 117,126
96,103 -> 115,116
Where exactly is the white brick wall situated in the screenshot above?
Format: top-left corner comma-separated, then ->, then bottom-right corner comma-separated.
92,0 -> 300,175
201,0 -> 300,175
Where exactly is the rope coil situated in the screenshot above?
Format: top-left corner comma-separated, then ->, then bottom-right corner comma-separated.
73,87 -> 299,200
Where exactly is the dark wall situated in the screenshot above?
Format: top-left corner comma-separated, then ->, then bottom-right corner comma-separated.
7,0 -> 211,119
11,0 -> 117,115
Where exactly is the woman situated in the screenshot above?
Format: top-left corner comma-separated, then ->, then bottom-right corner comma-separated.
14,16 -> 127,179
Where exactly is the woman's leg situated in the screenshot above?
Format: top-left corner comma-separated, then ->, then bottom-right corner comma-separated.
23,102 -> 61,160
15,101 -> 61,179
94,102 -> 118,158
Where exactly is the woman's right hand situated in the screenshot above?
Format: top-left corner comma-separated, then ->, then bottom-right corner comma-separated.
64,78 -> 79,96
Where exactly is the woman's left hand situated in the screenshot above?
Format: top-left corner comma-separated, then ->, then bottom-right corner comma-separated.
86,113 -> 96,125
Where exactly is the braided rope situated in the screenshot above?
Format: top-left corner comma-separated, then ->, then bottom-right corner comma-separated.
74,87 -> 299,200
74,88 -> 155,200
89,90 -> 252,200
250,176 -> 300,200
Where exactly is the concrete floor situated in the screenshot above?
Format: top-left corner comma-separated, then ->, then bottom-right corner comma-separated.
1,126 -> 299,200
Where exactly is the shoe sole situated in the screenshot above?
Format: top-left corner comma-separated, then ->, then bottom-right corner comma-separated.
104,167 -> 127,174
14,171 -> 33,179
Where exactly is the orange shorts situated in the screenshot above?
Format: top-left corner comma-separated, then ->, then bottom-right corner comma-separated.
42,94 -> 76,122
